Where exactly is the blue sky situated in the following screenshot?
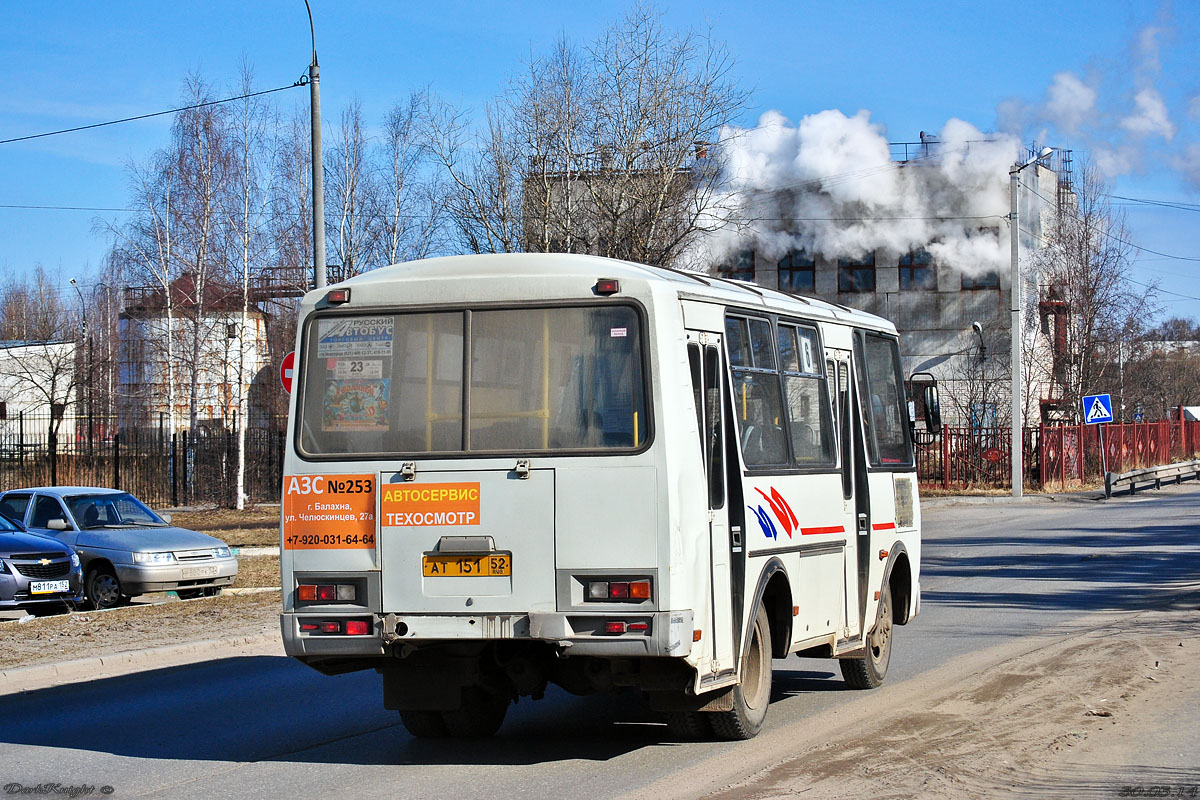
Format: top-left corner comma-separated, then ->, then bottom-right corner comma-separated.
2,0 -> 1198,320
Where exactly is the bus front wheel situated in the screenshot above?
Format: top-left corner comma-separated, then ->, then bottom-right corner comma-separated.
840,583 -> 893,689
709,604 -> 772,740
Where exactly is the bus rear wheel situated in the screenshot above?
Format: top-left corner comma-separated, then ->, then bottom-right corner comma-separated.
441,688 -> 509,738
399,710 -> 449,739
840,583 -> 893,689
709,604 -> 772,740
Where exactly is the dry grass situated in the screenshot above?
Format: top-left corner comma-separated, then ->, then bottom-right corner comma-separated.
234,555 -> 280,588
0,591 -> 281,670
170,505 -> 279,548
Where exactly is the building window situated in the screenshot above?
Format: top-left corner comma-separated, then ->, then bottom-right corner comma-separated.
898,248 -> 936,291
717,249 -> 755,282
962,271 -> 1000,290
778,250 -> 815,293
838,253 -> 876,293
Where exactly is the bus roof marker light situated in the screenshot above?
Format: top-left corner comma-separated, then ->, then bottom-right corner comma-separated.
594,278 -> 620,296
325,288 -> 350,304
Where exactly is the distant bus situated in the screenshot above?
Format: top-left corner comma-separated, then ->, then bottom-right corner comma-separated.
280,253 -> 934,740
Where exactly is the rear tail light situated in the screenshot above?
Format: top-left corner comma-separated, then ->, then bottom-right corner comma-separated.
299,618 -> 374,636
604,621 -> 627,634
586,577 -> 653,602
297,583 -> 358,603
627,622 -> 649,632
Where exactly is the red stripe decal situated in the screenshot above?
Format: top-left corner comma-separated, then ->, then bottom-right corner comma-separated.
872,522 -> 896,531
800,525 -> 844,536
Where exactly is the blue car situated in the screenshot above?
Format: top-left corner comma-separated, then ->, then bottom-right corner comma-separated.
0,512 -> 84,616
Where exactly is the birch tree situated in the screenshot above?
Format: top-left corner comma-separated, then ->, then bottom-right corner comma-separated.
226,64 -> 277,509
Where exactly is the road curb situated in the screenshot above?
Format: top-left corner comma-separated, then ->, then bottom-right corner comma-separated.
0,631 -> 281,697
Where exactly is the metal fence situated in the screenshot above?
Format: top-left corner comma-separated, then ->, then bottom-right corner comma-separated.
917,419 -> 1200,491
0,413 -> 286,508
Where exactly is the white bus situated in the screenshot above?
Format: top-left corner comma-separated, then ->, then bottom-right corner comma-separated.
280,253 -> 935,740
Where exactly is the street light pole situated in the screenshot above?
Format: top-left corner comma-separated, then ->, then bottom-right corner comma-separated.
1009,146 -> 1053,499
304,0 -> 327,289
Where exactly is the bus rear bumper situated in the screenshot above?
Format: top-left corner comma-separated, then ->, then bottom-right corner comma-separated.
281,609 -> 694,659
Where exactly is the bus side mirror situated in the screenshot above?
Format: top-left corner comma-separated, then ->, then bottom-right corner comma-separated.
923,385 -> 942,432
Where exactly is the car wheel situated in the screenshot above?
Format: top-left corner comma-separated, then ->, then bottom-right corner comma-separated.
85,568 -> 124,610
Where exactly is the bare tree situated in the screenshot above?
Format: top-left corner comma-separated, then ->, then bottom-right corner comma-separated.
374,91 -> 445,264
99,150 -> 182,431
0,267 -> 82,464
1027,163 -> 1156,421
425,6 -> 747,265
326,100 -> 377,277
225,63 -> 278,509
423,96 -> 526,254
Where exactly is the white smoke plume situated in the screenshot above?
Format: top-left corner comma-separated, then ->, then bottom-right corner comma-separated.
694,111 -> 1019,276
997,20 -> 1196,185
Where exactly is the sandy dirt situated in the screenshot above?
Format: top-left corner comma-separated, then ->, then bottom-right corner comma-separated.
699,595 -> 1200,799
0,591 -> 281,671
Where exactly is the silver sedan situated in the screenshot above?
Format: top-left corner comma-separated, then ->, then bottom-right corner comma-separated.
0,487 -> 238,610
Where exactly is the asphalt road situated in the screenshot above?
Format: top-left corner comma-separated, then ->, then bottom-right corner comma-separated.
1,484 -> 1197,799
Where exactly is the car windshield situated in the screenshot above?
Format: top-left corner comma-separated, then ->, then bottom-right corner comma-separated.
65,493 -> 165,529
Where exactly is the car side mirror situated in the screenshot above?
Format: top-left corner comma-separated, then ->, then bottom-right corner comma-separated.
923,385 -> 942,432
160,513 -> 172,524
47,518 -> 70,531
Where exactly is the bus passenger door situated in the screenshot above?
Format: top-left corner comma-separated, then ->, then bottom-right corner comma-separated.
834,355 -> 864,640
688,336 -> 737,674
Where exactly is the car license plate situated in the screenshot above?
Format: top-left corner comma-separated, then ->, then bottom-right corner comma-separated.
422,553 -> 511,577
182,566 -> 219,579
31,580 -> 70,594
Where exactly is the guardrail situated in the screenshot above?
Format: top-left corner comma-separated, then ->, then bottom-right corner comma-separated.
1104,459 -> 1200,498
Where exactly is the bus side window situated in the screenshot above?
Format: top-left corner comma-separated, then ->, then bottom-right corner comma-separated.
839,361 -> 852,500
725,315 -> 788,467
688,342 -> 704,461
704,345 -> 725,509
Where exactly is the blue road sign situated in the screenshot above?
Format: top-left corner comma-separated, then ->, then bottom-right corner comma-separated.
1083,393 -> 1114,425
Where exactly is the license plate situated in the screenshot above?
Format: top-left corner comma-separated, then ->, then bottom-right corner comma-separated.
423,553 -> 511,577
182,566 -> 219,579
31,580 -> 70,594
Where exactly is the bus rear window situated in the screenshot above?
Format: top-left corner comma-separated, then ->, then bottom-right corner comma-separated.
297,305 -> 648,457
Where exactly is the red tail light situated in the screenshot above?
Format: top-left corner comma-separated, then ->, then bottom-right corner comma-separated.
604,621 -> 627,634
316,585 -> 337,601
609,582 -> 630,599
320,621 -> 341,634
628,622 -> 649,632
344,620 -> 370,636
299,622 -> 320,632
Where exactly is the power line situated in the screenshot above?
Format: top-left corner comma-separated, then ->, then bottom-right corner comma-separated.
1023,180 -> 1200,264
1105,194 -> 1200,213
0,80 -> 305,146
0,203 -> 136,212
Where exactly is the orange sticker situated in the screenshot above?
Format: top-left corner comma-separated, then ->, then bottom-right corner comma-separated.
381,482 -> 480,527
283,474 -> 376,549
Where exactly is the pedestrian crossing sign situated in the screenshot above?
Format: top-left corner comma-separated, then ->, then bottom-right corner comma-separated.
1082,393 -> 1114,425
